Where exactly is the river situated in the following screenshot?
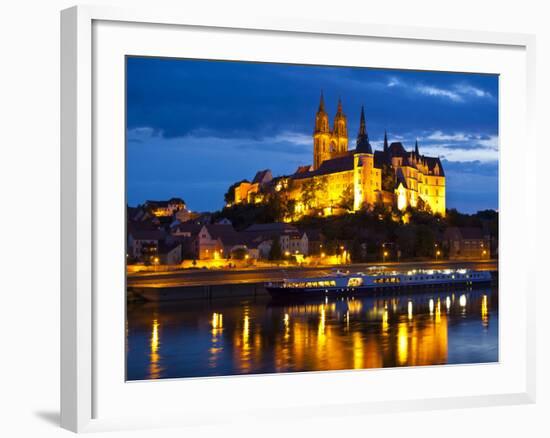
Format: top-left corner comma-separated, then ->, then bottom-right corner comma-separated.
126,286 -> 498,380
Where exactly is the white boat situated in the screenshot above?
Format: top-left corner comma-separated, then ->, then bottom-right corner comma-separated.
265,268 -> 492,298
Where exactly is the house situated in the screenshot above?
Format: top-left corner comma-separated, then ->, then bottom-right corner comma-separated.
300,229 -> 324,255
170,223 -> 244,260
444,227 -> 491,259
144,197 -> 186,217
127,228 -> 166,261
244,223 -> 309,256
157,242 -> 183,265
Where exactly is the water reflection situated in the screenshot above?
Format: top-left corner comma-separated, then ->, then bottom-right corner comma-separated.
149,318 -> 161,379
126,287 -> 498,380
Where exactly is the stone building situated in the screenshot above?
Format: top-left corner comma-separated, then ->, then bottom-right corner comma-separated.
231,93 -> 446,217
444,227 -> 491,260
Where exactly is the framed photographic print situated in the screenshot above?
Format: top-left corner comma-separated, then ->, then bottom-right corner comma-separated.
61,5 -> 536,433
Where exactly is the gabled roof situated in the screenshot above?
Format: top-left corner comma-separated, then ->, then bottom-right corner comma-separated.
446,227 -> 487,240
374,150 -> 391,168
129,229 -> 165,241
204,224 -> 242,246
244,223 -> 298,234
388,142 -> 407,156
293,153 -> 354,179
395,168 -> 408,189
424,156 -> 445,176
158,241 -> 182,254
171,223 -> 202,235
252,169 -> 272,184
295,165 -> 312,174
300,228 -> 323,241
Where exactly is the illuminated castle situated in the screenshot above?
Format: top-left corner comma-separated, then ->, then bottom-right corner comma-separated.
231,93 -> 446,218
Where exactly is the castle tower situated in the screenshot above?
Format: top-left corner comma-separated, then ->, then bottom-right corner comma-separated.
331,98 -> 348,155
383,130 -> 389,153
313,92 -> 331,170
353,106 -> 376,210
355,105 -> 372,154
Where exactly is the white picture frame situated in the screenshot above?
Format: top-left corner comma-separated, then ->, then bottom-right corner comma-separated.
60,4 -> 537,433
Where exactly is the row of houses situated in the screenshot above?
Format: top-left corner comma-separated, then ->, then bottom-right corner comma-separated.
127,201 -> 494,265
128,217 -> 323,264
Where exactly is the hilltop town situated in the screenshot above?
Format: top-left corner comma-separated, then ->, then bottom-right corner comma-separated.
126,95 -> 497,271
127,191 -> 497,271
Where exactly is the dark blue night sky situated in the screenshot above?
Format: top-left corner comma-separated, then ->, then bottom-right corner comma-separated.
126,57 -> 498,213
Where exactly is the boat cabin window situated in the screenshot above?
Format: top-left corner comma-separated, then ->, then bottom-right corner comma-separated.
347,277 -> 363,287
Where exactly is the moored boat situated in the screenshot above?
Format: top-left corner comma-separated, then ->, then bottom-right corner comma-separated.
265,268 -> 492,298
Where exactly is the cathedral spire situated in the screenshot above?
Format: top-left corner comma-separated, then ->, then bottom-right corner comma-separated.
384,130 -> 389,153
336,97 -> 343,114
318,90 -> 325,112
415,139 -> 420,156
356,105 -> 372,154
358,105 -> 367,137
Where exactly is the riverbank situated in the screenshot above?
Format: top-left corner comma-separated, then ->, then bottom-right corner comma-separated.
127,259 -> 498,302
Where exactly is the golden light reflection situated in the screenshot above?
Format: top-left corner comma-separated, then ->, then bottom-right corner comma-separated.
347,299 -> 363,314
243,314 -> 250,344
209,312 -> 224,368
212,312 -> 223,330
232,306 -> 253,373
435,298 -> 441,323
283,313 -> 290,342
149,318 -> 161,379
352,332 -> 364,369
318,306 -> 327,347
227,294 -> 455,375
481,294 -> 489,328
382,308 -> 389,332
397,322 -> 408,365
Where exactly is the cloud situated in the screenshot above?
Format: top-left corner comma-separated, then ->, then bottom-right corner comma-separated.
413,131 -> 499,162
420,145 -> 498,163
387,77 -> 401,88
128,126 -> 312,158
271,132 -> 311,146
425,131 -> 470,142
415,85 -> 463,102
385,76 -> 493,103
454,84 -> 492,98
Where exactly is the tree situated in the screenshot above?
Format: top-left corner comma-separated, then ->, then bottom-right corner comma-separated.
414,225 -> 436,257
381,163 -> 396,192
268,237 -> 282,260
301,179 -> 317,210
395,225 -> 416,258
339,185 -> 354,211
301,177 -> 327,212
231,247 -> 248,260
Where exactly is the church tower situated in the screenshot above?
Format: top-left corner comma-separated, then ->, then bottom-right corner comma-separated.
313,92 -> 331,170
331,98 -> 348,156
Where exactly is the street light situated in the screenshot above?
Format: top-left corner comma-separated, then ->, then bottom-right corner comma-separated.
383,251 -> 388,262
